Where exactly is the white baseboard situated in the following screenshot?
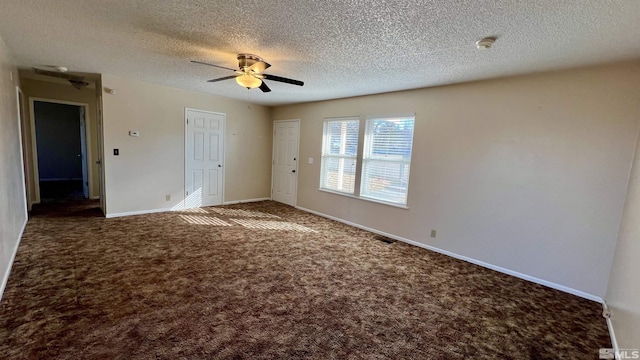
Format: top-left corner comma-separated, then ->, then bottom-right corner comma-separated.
107,198 -> 272,218
602,301 -> 620,357
223,197 -> 270,205
0,218 -> 28,303
106,207 -> 172,218
296,205 -> 603,303
90,196 -> 100,200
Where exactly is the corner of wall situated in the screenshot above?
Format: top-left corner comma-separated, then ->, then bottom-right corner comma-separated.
603,120 -> 640,351
0,218 -> 27,302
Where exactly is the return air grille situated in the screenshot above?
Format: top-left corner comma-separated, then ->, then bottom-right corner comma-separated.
374,235 -> 396,244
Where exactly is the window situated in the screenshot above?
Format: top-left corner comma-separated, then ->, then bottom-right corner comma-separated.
319,114 -> 415,208
320,118 -> 359,194
361,116 -> 415,205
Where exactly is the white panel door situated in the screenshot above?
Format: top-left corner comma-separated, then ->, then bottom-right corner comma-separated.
272,120 -> 299,206
186,109 -> 225,208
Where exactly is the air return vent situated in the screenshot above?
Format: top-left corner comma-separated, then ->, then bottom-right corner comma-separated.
374,235 -> 396,244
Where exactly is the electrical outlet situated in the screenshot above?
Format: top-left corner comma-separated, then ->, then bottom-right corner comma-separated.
165,195 -> 171,201
430,230 -> 437,238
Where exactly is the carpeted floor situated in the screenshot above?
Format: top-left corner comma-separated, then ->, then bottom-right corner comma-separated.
0,200 -> 610,359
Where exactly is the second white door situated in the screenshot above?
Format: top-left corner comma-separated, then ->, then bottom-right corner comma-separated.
185,109 -> 225,208
272,120 -> 299,206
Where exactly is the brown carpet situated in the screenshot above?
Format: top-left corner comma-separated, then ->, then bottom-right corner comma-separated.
0,200 -> 610,359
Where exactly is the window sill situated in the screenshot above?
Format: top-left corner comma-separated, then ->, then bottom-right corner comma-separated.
318,188 -> 410,210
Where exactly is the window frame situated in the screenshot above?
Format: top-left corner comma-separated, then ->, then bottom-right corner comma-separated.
318,114 -> 415,209
319,117 -> 360,195
360,115 -> 415,207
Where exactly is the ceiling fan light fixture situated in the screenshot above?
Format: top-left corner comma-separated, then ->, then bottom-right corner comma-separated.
193,55 -> 303,92
235,73 -> 262,89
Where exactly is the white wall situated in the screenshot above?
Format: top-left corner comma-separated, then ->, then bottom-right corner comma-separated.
0,36 -> 27,300
101,74 -> 272,216
606,128 -> 640,349
273,61 -> 640,299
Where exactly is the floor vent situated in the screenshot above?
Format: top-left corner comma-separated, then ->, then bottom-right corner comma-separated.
374,235 -> 396,244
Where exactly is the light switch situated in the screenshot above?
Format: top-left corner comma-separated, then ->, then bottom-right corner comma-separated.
308,157 -> 314,164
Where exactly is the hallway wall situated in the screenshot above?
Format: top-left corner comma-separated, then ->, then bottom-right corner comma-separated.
0,35 -> 27,301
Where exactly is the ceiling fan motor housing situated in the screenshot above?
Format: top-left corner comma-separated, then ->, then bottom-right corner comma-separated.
237,54 -> 262,69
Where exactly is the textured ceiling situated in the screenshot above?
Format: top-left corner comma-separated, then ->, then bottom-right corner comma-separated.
1,0 -> 639,106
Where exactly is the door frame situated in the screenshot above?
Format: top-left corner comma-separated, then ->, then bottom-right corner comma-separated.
78,106 -> 89,198
183,108 -> 226,208
16,87 -> 29,214
96,95 -> 106,213
271,119 -> 300,207
28,97 -> 92,203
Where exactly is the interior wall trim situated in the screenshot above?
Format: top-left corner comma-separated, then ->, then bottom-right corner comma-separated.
105,207 -> 173,219
106,198 -> 272,218
223,197 -> 271,205
602,301 -> 620,357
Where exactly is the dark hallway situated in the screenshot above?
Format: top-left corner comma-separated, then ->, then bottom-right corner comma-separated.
33,101 -> 87,202
38,180 -> 84,202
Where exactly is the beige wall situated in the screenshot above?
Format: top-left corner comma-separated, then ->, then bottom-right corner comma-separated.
0,36 -> 27,299
101,74 -> 272,216
273,61 -> 640,298
606,128 -> 640,349
19,77 -> 100,200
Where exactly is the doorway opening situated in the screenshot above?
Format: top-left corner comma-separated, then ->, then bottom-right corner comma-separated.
30,99 -> 90,203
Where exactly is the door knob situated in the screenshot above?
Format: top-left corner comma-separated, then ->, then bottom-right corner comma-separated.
218,164 -> 222,167
292,170 -> 296,173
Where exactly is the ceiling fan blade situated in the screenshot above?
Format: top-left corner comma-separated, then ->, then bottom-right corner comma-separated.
191,60 -> 237,72
249,61 -> 271,73
34,68 -> 80,81
259,81 -> 271,93
207,75 -> 238,83
263,74 -> 304,86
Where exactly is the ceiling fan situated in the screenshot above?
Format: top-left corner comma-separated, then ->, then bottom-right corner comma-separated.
192,54 -> 304,93
33,67 -> 90,89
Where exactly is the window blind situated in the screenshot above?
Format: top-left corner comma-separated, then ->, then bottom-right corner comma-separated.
320,118 -> 360,194
361,117 -> 414,205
